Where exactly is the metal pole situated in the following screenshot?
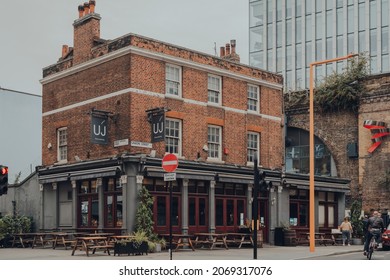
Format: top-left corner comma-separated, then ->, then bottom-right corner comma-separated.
253,158 -> 259,259
309,64 -> 315,253
169,180 -> 173,260
308,53 -> 358,253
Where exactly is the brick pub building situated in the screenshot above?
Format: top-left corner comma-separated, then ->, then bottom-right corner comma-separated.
37,1 -> 350,242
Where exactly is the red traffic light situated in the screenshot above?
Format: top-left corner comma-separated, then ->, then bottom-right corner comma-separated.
0,166 -> 8,175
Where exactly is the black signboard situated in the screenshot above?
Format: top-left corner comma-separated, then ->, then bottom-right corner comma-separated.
91,115 -> 108,145
151,111 -> 165,143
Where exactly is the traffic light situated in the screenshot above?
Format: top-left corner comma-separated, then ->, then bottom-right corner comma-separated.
259,171 -> 272,191
0,165 -> 8,196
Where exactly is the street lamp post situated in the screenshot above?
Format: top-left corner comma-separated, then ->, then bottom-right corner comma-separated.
309,53 -> 357,252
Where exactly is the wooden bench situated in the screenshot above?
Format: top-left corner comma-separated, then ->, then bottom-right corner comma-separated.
71,236 -> 112,256
296,233 -> 309,246
319,234 -> 336,246
51,232 -> 75,250
89,244 -> 114,255
225,233 -> 255,248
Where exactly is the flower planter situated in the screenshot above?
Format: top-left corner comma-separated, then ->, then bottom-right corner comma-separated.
352,238 -> 363,245
114,241 -> 148,256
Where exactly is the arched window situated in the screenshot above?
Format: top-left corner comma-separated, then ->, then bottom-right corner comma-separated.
285,127 -> 333,176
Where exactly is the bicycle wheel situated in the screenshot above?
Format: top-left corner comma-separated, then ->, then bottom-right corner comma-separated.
368,247 -> 373,260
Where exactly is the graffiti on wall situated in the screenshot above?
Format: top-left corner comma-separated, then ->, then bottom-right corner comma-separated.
363,120 -> 390,153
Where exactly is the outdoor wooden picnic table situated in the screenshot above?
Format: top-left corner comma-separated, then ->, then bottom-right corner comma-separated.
192,233 -> 228,250
71,236 -> 113,257
225,232 -> 254,248
303,232 -> 336,246
51,232 -> 75,250
160,234 -> 195,251
11,233 -> 49,248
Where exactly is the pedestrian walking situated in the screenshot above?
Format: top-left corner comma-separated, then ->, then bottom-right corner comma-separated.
339,216 -> 353,246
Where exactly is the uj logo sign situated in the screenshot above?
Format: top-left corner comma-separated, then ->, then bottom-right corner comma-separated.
363,120 -> 390,153
91,115 -> 108,145
151,111 -> 165,143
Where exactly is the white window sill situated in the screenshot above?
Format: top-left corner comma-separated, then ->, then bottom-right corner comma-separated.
206,158 -> 225,164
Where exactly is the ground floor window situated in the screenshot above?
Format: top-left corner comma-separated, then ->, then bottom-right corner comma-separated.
145,178 -> 181,233
189,197 -> 207,226
77,177 -> 122,229
104,178 -> 123,228
318,191 -> 337,229
289,189 -> 309,227
215,198 -> 246,231
78,179 -> 99,228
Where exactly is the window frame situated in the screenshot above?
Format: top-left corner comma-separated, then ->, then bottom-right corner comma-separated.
207,125 -> 222,161
165,118 -> 182,157
57,127 -> 68,163
247,132 -> 260,165
207,74 -> 222,106
247,84 -> 260,113
165,64 -> 182,97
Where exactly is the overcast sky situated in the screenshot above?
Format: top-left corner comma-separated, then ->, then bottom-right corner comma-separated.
0,0 -> 249,95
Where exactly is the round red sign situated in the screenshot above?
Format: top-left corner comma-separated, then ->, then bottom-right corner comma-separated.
162,153 -> 179,172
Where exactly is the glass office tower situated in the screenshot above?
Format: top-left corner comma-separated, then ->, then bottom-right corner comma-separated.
249,0 -> 390,91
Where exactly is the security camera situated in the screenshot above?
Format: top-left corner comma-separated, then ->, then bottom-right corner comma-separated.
202,144 -> 209,152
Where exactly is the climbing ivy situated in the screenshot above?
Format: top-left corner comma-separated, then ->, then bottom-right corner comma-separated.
284,54 -> 369,113
314,55 -> 368,113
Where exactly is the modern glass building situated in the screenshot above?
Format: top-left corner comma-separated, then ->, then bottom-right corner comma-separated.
249,0 -> 390,91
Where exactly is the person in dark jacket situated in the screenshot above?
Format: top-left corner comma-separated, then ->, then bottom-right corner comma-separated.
363,211 -> 385,255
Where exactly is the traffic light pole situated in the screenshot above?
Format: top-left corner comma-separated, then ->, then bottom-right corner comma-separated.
169,180 -> 173,261
253,158 -> 259,259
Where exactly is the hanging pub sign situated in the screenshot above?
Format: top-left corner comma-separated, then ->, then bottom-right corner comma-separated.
91,114 -> 108,145
151,111 -> 164,142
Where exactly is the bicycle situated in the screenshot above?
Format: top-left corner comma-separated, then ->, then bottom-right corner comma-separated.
366,229 -> 381,260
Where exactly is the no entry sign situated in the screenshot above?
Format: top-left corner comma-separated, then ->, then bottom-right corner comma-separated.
162,153 -> 178,172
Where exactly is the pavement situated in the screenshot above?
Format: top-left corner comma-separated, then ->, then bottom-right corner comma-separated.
0,243 -> 363,260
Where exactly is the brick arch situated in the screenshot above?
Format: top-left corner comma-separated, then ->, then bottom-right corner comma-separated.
286,110 -> 360,197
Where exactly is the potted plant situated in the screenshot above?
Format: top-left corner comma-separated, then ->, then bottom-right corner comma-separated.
114,231 -> 150,256
350,200 -> 364,245
149,232 -> 166,252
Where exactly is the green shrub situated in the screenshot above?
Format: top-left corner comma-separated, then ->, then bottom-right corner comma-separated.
135,186 -> 154,237
0,214 -> 32,239
350,200 -> 364,238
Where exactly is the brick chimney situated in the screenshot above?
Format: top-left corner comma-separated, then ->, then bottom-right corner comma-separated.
220,39 -> 240,63
73,0 -> 101,65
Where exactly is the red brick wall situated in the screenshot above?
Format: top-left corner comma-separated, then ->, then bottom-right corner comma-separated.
42,17 -> 283,170
286,74 -> 390,212
359,74 -> 390,212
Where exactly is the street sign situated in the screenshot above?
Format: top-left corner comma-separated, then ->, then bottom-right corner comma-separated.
164,173 -> 176,181
162,153 -> 178,172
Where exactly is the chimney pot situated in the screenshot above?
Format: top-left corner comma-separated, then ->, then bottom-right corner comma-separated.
62,45 -> 69,58
89,0 -> 96,13
84,2 -> 90,15
230,39 -> 236,54
225,43 -> 231,55
220,46 -> 225,57
78,5 -> 85,18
